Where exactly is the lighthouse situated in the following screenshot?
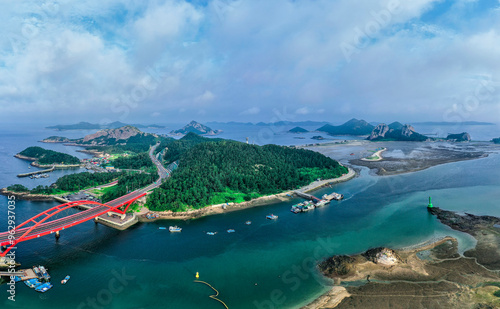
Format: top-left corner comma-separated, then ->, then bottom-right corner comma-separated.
427,196 -> 433,208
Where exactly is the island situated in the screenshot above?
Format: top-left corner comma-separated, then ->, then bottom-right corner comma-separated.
368,123 -> 429,141
46,121 -> 165,130
492,138 -> 500,144
15,146 -> 80,166
317,119 -> 374,136
446,132 -> 471,142
289,126 -> 309,133
170,120 -> 222,136
311,136 -> 325,140
306,205 -> 500,309
147,133 -> 348,212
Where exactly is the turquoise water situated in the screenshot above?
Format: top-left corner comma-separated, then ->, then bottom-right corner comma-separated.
0,126 -> 498,308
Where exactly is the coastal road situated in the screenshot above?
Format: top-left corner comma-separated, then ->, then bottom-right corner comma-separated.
0,142 -> 170,250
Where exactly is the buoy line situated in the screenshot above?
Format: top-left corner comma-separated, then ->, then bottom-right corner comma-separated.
194,280 -> 229,309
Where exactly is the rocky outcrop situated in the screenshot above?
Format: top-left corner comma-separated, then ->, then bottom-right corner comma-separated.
368,124 -> 390,140
368,123 -> 429,141
171,121 -> 222,135
0,188 -> 55,201
318,255 -> 357,277
41,136 -> 72,143
362,247 -> 402,265
82,125 -> 141,144
446,132 -> 471,142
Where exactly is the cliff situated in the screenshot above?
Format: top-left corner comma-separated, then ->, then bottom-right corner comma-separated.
368,123 -> 429,141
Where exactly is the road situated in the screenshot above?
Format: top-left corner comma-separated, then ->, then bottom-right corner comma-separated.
0,142 -> 170,249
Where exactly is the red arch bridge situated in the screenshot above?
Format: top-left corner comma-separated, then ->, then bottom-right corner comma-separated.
0,191 -> 146,257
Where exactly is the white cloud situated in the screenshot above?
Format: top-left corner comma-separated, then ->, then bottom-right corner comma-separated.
295,107 -> 310,115
240,107 -> 260,115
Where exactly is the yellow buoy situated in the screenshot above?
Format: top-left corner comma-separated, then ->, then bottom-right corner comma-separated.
195,272 -> 199,279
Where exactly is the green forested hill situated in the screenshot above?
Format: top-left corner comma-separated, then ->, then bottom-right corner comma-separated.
148,139 -> 347,211
18,146 -> 80,165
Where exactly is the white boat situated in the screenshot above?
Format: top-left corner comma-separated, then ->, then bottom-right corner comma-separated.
169,226 -> 182,232
266,214 -> 278,220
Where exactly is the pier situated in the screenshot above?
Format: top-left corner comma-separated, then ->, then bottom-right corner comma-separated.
17,166 -> 55,178
294,191 -> 321,202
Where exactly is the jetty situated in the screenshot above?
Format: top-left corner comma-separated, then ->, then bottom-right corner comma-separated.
294,191 -> 321,202
17,166 -> 55,178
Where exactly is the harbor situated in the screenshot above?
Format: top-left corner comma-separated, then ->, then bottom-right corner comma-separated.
17,166 -> 55,178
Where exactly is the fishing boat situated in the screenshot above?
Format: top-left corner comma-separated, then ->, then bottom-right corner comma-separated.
61,275 -> 70,284
227,229 -> 235,233
158,227 -> 167,230
35,282 -> 53,293
314,199 -> 329,207
206,232 -> 217,236
39,265 -> 51,281
169,226 -> 182,232
24,278 -> 41,289
266,214 -> 278,220
245,221 -> 252,225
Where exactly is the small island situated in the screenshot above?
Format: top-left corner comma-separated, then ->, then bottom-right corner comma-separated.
289,126 -> 309,133
492,138 -> 500,144
317,118 -> 374,136
368,123 -> 429,141
170,120 -> 222,136
15,146 -> 81,166
446,132 -> 471,142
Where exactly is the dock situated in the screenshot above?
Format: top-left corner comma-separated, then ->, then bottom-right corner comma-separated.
0,269 -> 38,281
294,191 -> 321,202
17,166 -> 55,178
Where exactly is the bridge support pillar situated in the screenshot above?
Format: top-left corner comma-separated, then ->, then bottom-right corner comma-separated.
55,231 -> 60,240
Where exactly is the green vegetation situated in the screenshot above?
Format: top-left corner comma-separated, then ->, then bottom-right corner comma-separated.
318,118 -> 374,135
85,135 -> 172,154
112,152 -> 153,169
55,172 -> 123,191
6,184 -> 29,192
8,172 -> 123,195
494,290 -> 500,298
492,138 -> 500,144
19,146 -> 80,165
101,173 -> 156,203
148,136 -> 347,211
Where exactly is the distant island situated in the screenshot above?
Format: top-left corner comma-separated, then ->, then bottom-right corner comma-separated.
46,121 -> 165,131
411,121 -> 495,126
368,123 -> 429,141
492,138 -> 500,144
170,120 -> 222,136
317,118 -> 374,136
147,133 -> 348,212
289,126 -> 309,133
15,146 -> 80,166
446,132 -> 471,142
311,136 -> 325,140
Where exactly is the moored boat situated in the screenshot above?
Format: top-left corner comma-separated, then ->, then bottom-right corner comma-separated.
35,282 -> 53,293
227,229 -> 235,233
266,214 -> 278,220
245,221 -> 252,225
206,232 -> 217,235
169,226 -> 182,232
61,275 -> 70,284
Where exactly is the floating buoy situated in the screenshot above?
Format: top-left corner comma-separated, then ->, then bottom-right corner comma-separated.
196,272 -> 199,279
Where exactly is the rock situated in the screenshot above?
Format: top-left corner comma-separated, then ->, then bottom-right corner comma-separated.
318,255 -> 356,276
368,124 -> 390,140
446,132 -> 471,142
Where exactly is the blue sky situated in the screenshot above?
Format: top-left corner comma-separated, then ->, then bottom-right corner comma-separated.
0,0 -> 499,125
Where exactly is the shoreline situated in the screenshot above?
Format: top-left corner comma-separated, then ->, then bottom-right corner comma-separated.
360,147 -> 386,162
302,207 -> 500,309
146,167 -> 356,220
